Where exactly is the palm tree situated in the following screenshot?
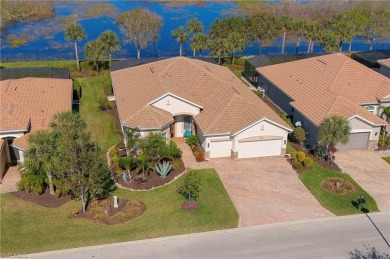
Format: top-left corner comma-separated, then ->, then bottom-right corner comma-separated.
137,154 -> 152,179
85,40 -> 105,72
98,30 -> 120,71
191,33 -> 208,56
23,130 -> 59,195
317,115 -> 351,152
304,21 -> 322,53
293,19 -> 306,54
380,106 -> 390,122
124,127 -> 140,156
277,15 -> 294,54
226,32 -> 246,68
186,18 -> 204,57
65,22 -> 87,72
329,14 -> 354,53
208,37 -> 229,65
171,26 -> 188,57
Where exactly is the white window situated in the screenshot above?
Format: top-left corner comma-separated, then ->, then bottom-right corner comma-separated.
184,116 -> 192,131
365,105 -> 375,113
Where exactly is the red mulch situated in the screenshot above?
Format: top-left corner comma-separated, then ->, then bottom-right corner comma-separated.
289,142 -> 341,174
181,201 -> 199,212
11,189 -> 72,208
116,158 -> 186,190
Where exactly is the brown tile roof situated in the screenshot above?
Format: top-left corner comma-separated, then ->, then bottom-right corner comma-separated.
258,53 -> 389,126
111,57 -> 291,135
378,58 -> 390,69
0,77 -> 73,150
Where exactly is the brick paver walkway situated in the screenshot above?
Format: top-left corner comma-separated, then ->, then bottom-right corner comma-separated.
0,165 -> 20,193
173,138 -> 333,227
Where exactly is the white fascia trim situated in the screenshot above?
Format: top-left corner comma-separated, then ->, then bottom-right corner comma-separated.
232,118 -> 292,137
347,115 -> 387,127
148,92 -> 203,109
0,129 -> 28,134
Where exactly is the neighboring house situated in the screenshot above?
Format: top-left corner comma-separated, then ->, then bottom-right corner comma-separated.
243,53 -> 323,87
257,53 -> 389,150
378,58 -> 390,78
351,49 -> 390,71
0,77 -> 73,179
111,57 -> 292,160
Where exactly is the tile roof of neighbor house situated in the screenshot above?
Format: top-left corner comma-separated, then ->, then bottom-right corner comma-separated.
111,57 -> 291,135
378,58 -> 390,69
257,53 -> 389,126
0,77 -> 73,150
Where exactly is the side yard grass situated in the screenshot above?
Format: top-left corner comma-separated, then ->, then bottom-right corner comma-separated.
299,163 -> 379,216
0,169 -> 239,254
77,77 -> 122,152
382,157 -> 390,164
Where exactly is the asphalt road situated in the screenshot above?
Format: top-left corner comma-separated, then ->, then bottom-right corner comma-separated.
28,212 -> 390,259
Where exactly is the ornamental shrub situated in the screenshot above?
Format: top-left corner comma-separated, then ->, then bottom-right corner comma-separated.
386,136 -> 390,145
378,135 -> 385,147
292,127 -> 306,145
176,171 -> 202,201
296,151 -> 306,162
169,141 -> 183,158
186,135 -> 199,147
303,157 -> 313,168
293,161 -> 302,169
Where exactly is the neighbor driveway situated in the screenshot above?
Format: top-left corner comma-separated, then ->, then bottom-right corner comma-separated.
335,150 -> 390,212
173,138 -> 333,227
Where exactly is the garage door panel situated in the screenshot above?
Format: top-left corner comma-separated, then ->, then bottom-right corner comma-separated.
237,139 -> 282,158
210,140 -> 232,158
337,132 -> 369,150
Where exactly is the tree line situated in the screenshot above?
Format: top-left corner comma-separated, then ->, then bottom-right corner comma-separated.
65,2 -> 390,70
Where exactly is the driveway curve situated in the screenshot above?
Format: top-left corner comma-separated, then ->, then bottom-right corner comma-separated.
336,150 -> 390,212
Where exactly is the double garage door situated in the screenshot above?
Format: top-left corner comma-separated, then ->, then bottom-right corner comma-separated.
237,139 -> 282,159
209,139 -> 282,159
337,132 -> 370,150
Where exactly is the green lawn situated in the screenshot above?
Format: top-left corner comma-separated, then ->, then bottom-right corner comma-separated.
0,169 -> 239,254
300,163 -> 379,216
77,77 -> 122,152
382,157 -> 390,164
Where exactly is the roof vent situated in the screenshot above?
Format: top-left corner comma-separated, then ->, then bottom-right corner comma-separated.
317,59 -> 327,65
150,67 -> 155,73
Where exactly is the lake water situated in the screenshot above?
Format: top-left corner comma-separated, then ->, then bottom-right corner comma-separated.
1,1 -> 389,61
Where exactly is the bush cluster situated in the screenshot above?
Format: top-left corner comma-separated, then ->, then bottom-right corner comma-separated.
291,151 -> 313,169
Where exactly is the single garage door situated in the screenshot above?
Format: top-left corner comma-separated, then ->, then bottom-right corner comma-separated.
210,140 -> 232,158
237,139 -> 282,158
337,132 -> 370,150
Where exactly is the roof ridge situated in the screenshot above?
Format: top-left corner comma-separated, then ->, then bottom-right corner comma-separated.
204,94 -> 240,133
327,55 -> 348,93
184,57 -> 227,85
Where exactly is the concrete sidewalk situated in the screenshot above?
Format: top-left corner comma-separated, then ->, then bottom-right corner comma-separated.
27,212 -> 390,259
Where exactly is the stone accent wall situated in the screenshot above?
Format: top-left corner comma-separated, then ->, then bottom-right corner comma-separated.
369,139 -> 379,149
205,151 -> 210,160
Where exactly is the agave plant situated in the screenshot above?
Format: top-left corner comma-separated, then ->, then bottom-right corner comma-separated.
155,161 -> 172,178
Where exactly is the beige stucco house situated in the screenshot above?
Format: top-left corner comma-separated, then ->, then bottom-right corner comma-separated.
0,77 -> 73,179
257,53 -> 390,150
111,57 -> 292,160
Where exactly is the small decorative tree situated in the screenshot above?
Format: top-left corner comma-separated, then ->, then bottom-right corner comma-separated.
317,115 -> 351,154
176,171 -> 201,203
292,127 -> 306,147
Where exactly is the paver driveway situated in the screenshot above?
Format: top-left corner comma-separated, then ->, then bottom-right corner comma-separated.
335,150 -> 390,212
173,138 -> 333,227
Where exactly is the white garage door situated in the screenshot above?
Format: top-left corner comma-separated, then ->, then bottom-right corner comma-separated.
237,139 -> 282,159
337,132 -> 370,150
210,140 -> 232,158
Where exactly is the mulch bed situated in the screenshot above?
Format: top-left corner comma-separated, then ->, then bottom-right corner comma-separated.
11,189 -> 72,208
289,142 -> 341,173
68,197 -> 146,225
116,158 -> 186,190
181,201 -> 199,212
321,177 -> 356,195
